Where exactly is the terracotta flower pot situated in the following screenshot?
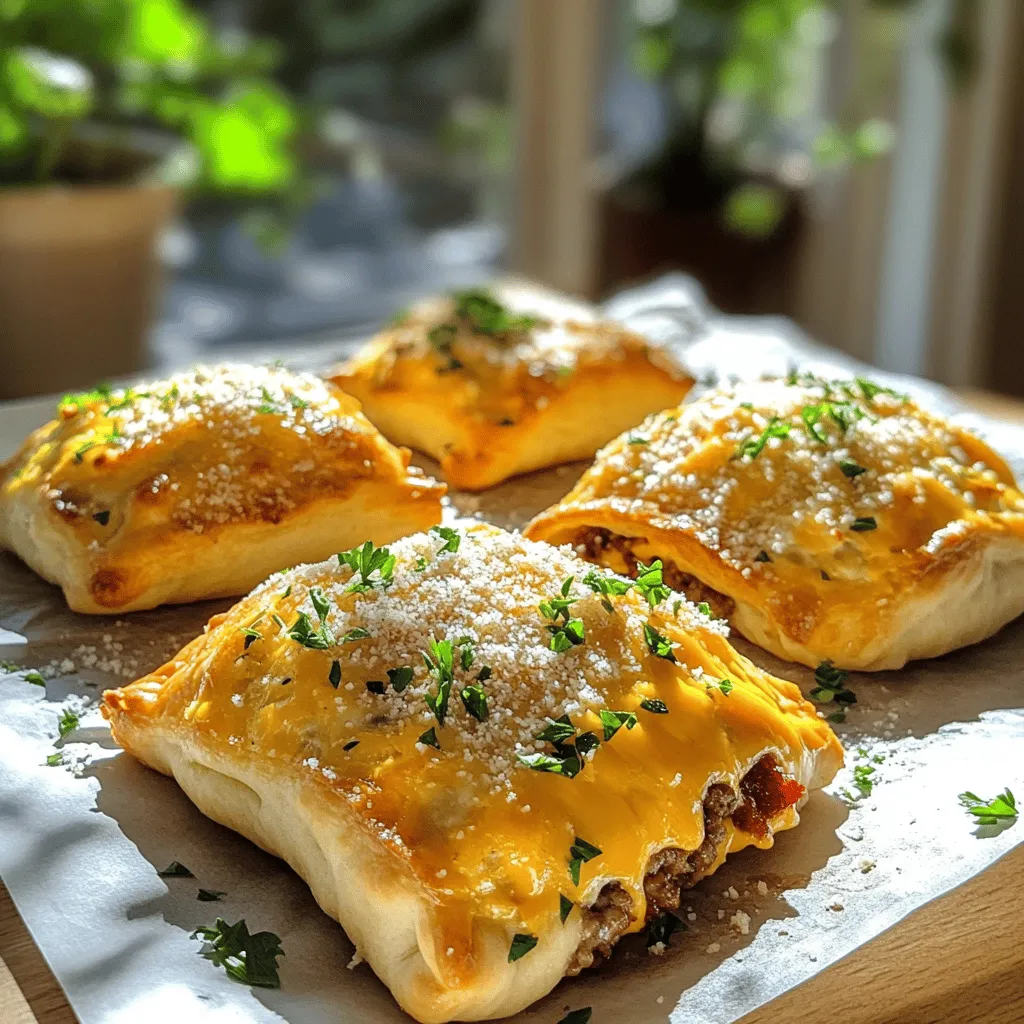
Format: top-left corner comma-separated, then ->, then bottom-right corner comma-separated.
0,181 -> 178,400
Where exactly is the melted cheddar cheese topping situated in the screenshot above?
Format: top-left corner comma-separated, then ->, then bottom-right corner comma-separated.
527,377 -> 1024,658
331,291 -> 693,489
104,524 -> 839,979
1,364 -> 436,539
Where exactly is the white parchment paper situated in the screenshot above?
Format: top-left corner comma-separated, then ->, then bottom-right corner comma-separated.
1,275 -> 1022,1024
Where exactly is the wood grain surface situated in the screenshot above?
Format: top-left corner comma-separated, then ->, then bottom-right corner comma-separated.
3,388 -> 1023,1024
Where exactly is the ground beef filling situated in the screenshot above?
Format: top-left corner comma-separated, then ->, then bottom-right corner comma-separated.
567,755 -> 803,975
577,528 -> 736,620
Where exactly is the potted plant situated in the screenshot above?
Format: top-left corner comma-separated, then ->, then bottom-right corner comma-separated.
0,0 -> 301,399
598,0 -> 975,313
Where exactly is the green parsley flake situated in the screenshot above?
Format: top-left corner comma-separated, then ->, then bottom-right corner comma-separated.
338,541 -> 396,592
582,568 -> 633,612
851,516 -> 877,532
634,560 -> 670,607
643,623 -> 677,662
696,601 -> 712,617
559,894 -> 574,923
159,861 -> 195,878
453,288 -> 539,336
539,577 -> 585,652
735,416 -> 791,459
198,889 -> 227,902
92,510 -> 111,526
45,752 -> 64,767
329,660 -> 342,689
387,666 -> 414,692
240,627 -> 262,650
418,727 -> 440,749
517,749 -> 582,778
460,685 -> 489,722
599,709 -> 638,741
959,788 -> 1018,827
706,678 -> 734,696
557,1010 -> 592,1024
536,715 -> 577,744
840,458 -> 867,478
57,708 -> 79,739
568,835 -> 602,885
640,698 -> 669,714
507,932 -> 538,963
423,639 -> 455,726
809,661 -> 857,705
191,917 -> 284,988
431,525 -> 461,554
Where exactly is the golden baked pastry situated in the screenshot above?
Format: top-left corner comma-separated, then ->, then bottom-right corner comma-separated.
526,374 -> 1024,671
102,523 -> 841,1023
0,364 -> 444,613
329,288 -> 693,490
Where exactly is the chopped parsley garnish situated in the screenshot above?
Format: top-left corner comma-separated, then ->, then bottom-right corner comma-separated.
507,932 -> 538,963
57,708 -> 79,739
839,458 -> 867,478
287,393 -> 309,409
340,627 -> 371,643
646,910 -> 685,948
706,678 -> 734,696
191,918 -> 284,988
45,752 -> 65,767
517,749 -> 582,778
475,665 -> 492,682
457,637 -> 475,670
851,763 -> 875,797
755,550 -> 772,562
285,611 -> 334,650
582,568 -> 633,612
559,894 -> 574,923
92,510 -> 110,526
256,386 -> 281,414
850,516 -> 877,532
634,560 -> 671,607
557,1010 -> 592,1024
280,584 -> 292,598
329,660 -> 342,688
159,861 -> 194,878
309,586 -> 331,622
640,698 -> 669,714
643,623 -> 677,662
856,376 -> 907,402
627,435 -> 649,445
536,715 -> 576,745
414,556 -> 429,572
338,541 -> 396,592
539,577 -> 585,652
22,670 -> 45,687
599,709 -> 638,741
460,685 -> 489,722
59,383 -> 113,412
453,288 -> 539,336
343,740 -> 359,751
431,525 -> 461,554
568,836 -> 602,885
418,727 -> 440,749
387,666 -> 414,692
574,732 -> 600,756
198,889 -> 227,902
959,788 -> 1018,827
423,639 -> 455,726
240,627 -> 262,650
735,416 -> 791,459
366,680 -> 386,695
696,601 -> 712,617
801,400 -> 860,443
809,661 -> 857,705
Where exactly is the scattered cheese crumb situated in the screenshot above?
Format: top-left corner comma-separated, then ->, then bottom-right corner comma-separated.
730,910 -> 751,935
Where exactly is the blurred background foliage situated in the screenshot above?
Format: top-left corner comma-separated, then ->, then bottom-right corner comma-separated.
0,0 -> 300,193
619,0 -> 977,237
